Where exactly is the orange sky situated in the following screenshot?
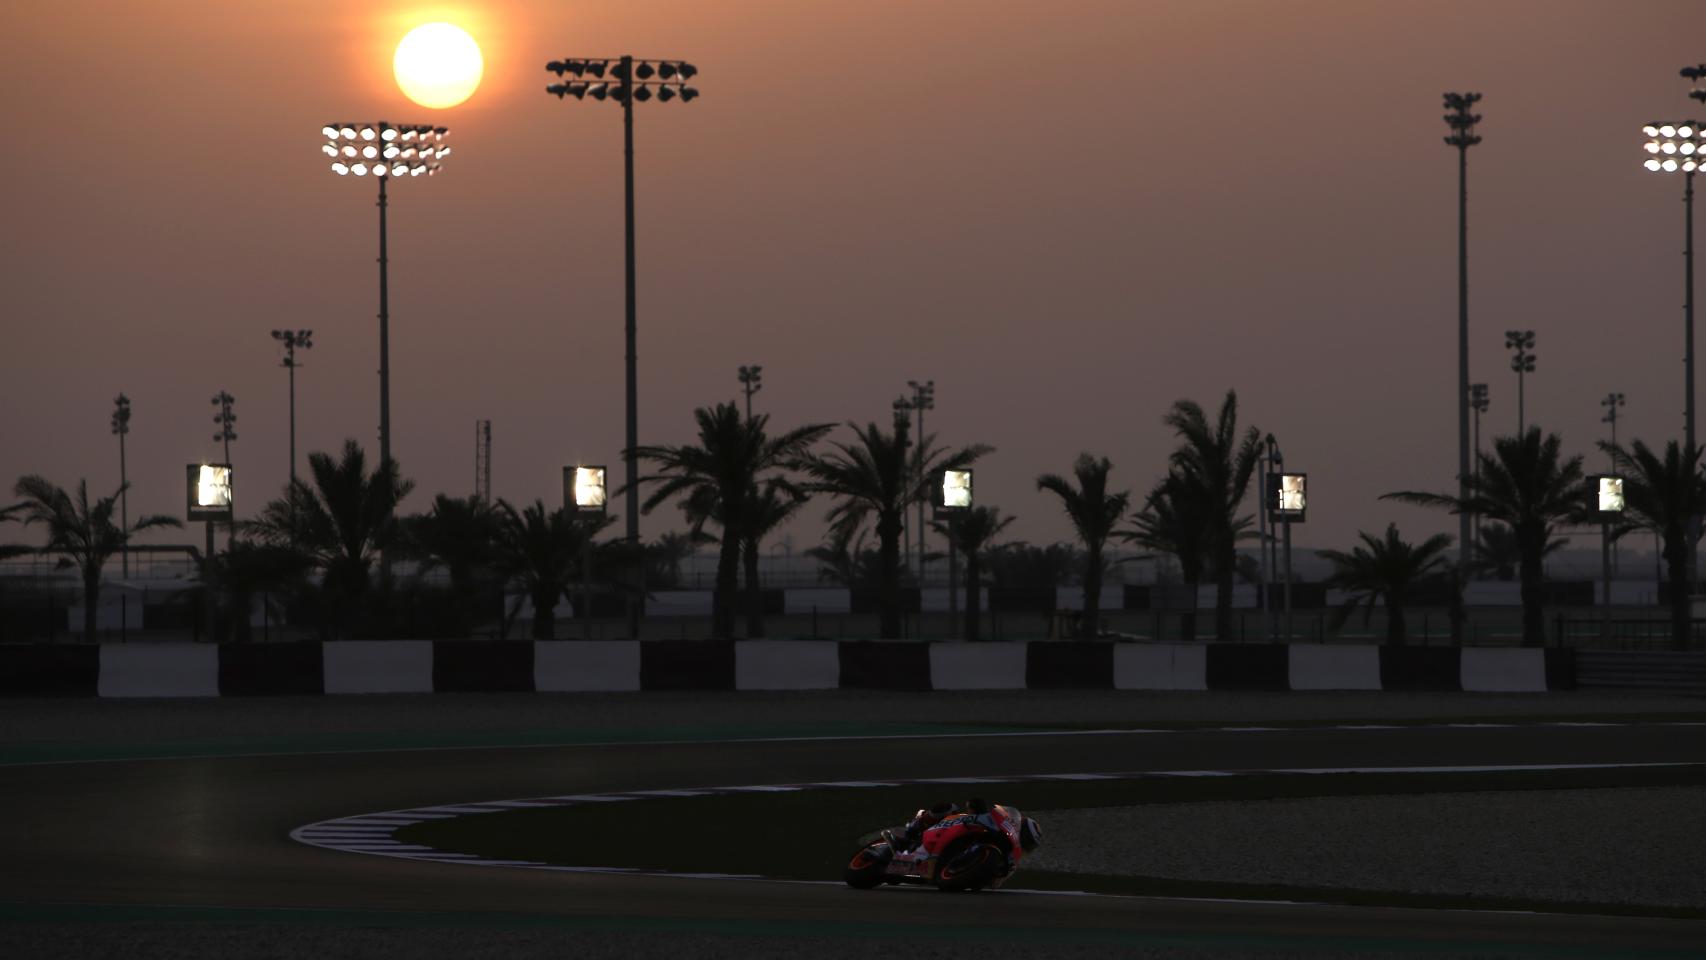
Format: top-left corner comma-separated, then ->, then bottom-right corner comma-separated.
2,0 -> 1702,564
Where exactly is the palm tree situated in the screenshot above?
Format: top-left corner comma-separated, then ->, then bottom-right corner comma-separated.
634,403 -> 832,638
806,528 -> 886,589
741,482 -> 806,638
932,506 -> 1014,641
1121,471 -> 1211,641
402,494 -> 501,629
197,540 -> 314,643
1385,428 -> 1585,646
1163,392 -> 1260,641
646,531 -> 699,590
1037,454 -> 1130,637
802,416 -> 991,638
494,499 -> 614,640
10,477 -> 181,639
247,440 -> 413,634
1604,439 -> 1706,649
1472,521 -> 1566,582
1319,524 -> 1454,645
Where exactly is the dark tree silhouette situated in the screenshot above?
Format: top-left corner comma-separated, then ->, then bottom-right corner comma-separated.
1037,454 -> 1129,637
1385,428 -> 1585,646
247,441 -> 413,625
1603,439 -> 1706,649
1320,524 -> 1454,645
494,499 -> 614,640
1121,471 -> 1213,642
802,417 -> 990,638
805,529 -> 887,589
932,506 -> 1014,642
1472,521 -> 1566,582
402,494 -> 501,630
634,404 -> 831,638
740,483 -> 806,638
196,540 -> 314,643
10,476 -> 180,639
1163,392 -> 1260,641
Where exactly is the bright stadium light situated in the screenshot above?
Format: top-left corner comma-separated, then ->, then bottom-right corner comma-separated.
565,465 -> 609,513
936,468 -> 973,513
1269,472 -> 1308,522
187,464 -> 234,521
1594,475 -> 1626,519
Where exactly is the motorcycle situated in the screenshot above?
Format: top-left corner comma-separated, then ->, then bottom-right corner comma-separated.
844,804 -> 1028,892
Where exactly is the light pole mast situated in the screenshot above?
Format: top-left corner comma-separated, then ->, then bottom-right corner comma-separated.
738,365 -> 762,420
546,55 -> 700,639
1505,330 -> 1536,434
271,330 -> 312,490
211,391 -> 236,551
110,395 -> 131,577
1444,92 -> 1483,585
908,379 -> 935,583
1470,383 -> 1488,566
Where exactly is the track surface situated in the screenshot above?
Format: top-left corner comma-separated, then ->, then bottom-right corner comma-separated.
4,694 -> 1706,957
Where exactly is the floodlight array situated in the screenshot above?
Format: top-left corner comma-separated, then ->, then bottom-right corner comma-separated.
545,58 -> 700,103
1642,121 -> 1706,173
1442,92 -> 1483,149
320,123 -> 451,178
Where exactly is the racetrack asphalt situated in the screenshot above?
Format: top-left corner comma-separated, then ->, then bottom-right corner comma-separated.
3,690 -> 1705,958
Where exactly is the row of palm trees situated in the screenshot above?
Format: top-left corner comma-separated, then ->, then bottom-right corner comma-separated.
6,391 -> 1705,647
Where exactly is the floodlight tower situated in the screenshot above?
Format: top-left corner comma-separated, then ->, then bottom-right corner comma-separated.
1444,92 -> 1483,581
903,380 -> 935,582
211,391 -> 237,549
1469,383 -> 1489,564
270,329 -> 312,490
1505,330 -> 1536,434
545,55 -> 701,639
318,122 -> 449,474
738,365 -> 762,420
110,394 -> 131,577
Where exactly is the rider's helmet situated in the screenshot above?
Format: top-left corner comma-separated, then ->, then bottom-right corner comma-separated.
1018,815 -> 1043,853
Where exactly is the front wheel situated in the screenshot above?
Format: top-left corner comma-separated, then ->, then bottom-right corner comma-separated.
935,842 -> 1004,892
844,843 -> 892,889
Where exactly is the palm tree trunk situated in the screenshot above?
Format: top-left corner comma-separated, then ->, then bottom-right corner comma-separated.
82,567 -> 99,641
1385,595 -> 1406,645
877,512 -> 902,638
1215,545 -> 1235,641
713,534 -> 741,638
743,536 -> 765,638
1518,544 -> 1546,648
1180,558 -> 1202,643
530,587 -> 556,639
964,552 -> 981,642
1082,545 -> 1102,639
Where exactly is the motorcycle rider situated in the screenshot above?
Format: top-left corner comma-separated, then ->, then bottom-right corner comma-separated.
890,797 -> 1043,863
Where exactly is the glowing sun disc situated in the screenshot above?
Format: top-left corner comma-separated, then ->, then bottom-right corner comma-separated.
394,23 -> 483,109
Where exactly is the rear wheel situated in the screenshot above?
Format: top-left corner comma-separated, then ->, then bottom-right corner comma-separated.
935,842 -> 1004,892
843,844 -> 891,889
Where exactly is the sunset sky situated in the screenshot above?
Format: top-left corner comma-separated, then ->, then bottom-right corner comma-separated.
2,0 -> 1702,558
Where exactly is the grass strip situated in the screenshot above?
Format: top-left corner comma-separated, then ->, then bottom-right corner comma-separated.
396,766 -> 1706,921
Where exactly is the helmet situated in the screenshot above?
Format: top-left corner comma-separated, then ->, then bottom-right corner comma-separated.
1019,816 -> 1042,853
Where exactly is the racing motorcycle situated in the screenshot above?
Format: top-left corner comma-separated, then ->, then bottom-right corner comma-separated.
843,803 -> 1034,892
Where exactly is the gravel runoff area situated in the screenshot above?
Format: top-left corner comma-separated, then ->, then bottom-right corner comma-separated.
2,689 -> 1703,750
1032,787 -> 1706,909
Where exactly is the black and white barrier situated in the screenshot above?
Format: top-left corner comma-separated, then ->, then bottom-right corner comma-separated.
0,641 -> 1575,697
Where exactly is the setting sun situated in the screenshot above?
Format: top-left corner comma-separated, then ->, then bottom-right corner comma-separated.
393,22 -> 482,109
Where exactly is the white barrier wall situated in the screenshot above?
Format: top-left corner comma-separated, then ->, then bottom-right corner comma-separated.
735,640 -> 839,690
98,644 -> 219,698
1114,643 -> 1207,690
929,643 -> 1028,690
1287,644 -> 1382,691
323,641 -> 434,695
534,640 -> 641,692
1460,647 -> 1547,692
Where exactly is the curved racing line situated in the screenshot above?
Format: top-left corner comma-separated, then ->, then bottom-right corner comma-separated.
289,760 -> 1703,891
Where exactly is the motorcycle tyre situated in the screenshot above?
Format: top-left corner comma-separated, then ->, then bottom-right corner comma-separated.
844,843 -> 892,889
935,842 -> 1004,893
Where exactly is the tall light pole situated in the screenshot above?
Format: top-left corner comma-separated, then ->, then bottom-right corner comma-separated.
546,56 -> 700,640
1505,330 -> 1535,434
320,122 -> 448,571
110,394 -> 131,578
1470,382 -> 1488,569
211,391 -> 236,550
1445,92 -> 1483,583
892,395 -> 914,573
271,329 -> 312,490
1602,390 -> 1626,576
907,379 -> 935,583
738,365 -> 762,420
